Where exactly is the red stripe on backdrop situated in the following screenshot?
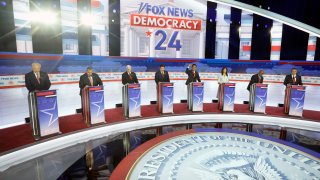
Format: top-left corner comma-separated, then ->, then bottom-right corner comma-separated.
308,45 -> 316,51
1,79 -> 320,89
242,46 -> 251,51
271,46 -> 281,51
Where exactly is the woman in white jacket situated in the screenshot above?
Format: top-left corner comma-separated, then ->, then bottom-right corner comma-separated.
217,67 -> 229,99
218,67 -> 229,84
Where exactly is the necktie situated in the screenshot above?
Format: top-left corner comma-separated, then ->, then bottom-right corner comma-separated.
193,71 -> 195,78
129,73 -> 133,80
293,76 -> 296,84
161,71 -> 164,78
89,76 -> 93,86
258,75 -> 261,83
36,73 -> 40,84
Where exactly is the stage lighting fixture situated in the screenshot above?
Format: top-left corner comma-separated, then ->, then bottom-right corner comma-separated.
80,13 -> 96,26
29,11 -> 57,25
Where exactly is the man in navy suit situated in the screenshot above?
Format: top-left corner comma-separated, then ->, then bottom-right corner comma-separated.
283,68 -> 303,87
25,63 -> 51,92
155,64 -> 170,85
122,65 -> 139,85
79,67 -> 103,95
79,67 -> 103,112
185,64 -> 201,85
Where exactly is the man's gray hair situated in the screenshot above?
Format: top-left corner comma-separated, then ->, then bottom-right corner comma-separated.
31,62 -> 41,67
87,67 -> 93,70
126,65 -> 131,69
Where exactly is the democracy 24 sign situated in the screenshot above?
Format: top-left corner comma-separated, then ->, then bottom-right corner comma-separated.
120,0 -> 207,58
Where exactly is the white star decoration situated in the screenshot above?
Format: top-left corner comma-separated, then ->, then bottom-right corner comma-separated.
132,134 -> 142,147
40,100 -> 58,127
91,94 -> 105,117
163,89 -> 174,106
129,91 -> 141,111
194,89 -> 204,106
96,145 -> 107,161
257,91 -> 267,108
225,89 -> 235,106
292,94 -> 305,110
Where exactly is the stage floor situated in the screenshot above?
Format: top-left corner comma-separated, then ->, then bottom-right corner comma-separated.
0,103 -> 319,154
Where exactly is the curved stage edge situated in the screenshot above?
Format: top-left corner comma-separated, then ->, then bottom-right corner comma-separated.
110,129 -> 320,180
0,103 -> 320,171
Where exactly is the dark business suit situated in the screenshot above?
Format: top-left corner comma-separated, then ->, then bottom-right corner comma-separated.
25,71 -> 51,92
185,68 -> 201,85
283,74 -> 303,86
79,73 -> 103,95
155,70 -> 170,84
247,74 -> 264,91
122,72 -> 139,85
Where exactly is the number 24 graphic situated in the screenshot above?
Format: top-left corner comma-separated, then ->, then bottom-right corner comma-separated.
155,30 -> 182,51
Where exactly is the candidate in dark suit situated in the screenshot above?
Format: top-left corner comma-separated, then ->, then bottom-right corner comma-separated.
122,65 -> 139,85
25,63 -> 51,92
79,67 -> 103,95
185,64 -> 201,85
155,64 -> 170,85
247,70 -> 264,91
283,68 -> 303,87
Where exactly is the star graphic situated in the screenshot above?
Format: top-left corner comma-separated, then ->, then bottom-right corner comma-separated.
146,30 -> 152,37
163,89 -> 174,106
131,134 -> 141,148
40,100 -> 58,127
194,89 -> 204,106
91,94 -> 104,117
256,91 -> 267,108
225,89 -> 235,105
95,145 -> 107,162
291,93 -> 305,110
129,91 -> 141,111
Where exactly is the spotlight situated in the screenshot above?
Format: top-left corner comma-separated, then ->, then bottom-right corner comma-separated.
80,13 -> 96,26
1,1 -> 6,6
29,11 -> 57,25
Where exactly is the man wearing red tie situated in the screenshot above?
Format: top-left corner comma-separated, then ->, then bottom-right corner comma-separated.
185,64 -> 201,85
155,64 -> 170,85
79,67 -> 103,112
79,67 -> 103,95
122,65 -> 139,85
283,68 -> 303,87
25,63 -> 51,92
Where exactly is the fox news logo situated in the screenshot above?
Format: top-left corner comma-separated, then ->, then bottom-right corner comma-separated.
138,2 -> 193,18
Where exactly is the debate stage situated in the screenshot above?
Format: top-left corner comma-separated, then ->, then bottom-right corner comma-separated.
1,103 -> 319,155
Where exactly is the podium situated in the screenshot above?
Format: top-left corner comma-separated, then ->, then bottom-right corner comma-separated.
158,82 -> 174,114
284,85 -> 306,117
123,83 -> 141,118
28,90 -> 60,139
187,82 -> 204,112
82,86 -> 106,126
218,83 -> 236,111
249,83 -> 268,113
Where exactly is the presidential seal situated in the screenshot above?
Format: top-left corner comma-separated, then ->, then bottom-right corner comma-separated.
126,129 -> 320,180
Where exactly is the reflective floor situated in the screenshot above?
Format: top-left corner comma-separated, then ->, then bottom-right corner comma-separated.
0,123 -> 319,180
